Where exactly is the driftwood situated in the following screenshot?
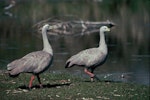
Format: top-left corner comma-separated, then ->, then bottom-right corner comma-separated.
33,16 -> 115,36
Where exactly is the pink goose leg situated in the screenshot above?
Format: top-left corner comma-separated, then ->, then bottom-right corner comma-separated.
29,75 -> 35,89
84,68 -> 95,81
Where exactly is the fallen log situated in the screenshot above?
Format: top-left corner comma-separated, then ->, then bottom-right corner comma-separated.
33,16 -> 115,35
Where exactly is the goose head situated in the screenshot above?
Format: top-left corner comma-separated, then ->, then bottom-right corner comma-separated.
100,26 -> 110,33
42,24 -> 51,30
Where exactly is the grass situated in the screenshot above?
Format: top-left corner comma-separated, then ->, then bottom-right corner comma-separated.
0,71 -> 149,100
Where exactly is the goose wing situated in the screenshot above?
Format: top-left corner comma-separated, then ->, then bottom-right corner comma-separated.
7,51 -> 52,75
66,48 -> 107,67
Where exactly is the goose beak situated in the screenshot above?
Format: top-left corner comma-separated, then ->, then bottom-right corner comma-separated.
49,26 -> 53,30
107,28 -> 110,32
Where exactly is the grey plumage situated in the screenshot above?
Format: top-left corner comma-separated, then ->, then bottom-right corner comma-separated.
7,24 -> 53,88
7,51 -> 52,76
65,26 -> 110,81
66,48 -> 107,68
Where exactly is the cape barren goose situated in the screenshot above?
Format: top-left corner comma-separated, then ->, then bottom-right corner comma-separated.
7,24 -> 53,89
65,26 -> 110,81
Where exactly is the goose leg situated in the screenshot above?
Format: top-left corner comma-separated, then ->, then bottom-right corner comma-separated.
29,75 -> 35,89
90,68 -> 100,81
84,68 -> 94,81
90,68 -> 95,81
37,75 -> 43,88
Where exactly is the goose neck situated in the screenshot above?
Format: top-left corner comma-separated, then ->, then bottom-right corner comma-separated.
99,31 -> 106,47
42,29 -> 53,55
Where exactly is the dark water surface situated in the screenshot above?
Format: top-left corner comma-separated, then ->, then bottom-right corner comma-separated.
0,0 -> 149,85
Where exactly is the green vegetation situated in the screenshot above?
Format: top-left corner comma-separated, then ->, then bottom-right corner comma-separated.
0,72 -> 149,100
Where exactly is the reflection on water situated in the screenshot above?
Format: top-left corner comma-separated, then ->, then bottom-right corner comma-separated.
0,0 -> 149,85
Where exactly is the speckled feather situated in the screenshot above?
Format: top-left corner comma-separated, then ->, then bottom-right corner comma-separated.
66,47 -> 107,68
7,51 -> 53,76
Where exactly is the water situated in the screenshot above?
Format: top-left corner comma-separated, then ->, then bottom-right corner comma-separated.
0,0 -> 149,85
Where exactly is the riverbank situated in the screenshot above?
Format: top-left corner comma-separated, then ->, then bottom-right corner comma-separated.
0,71 -> 149,100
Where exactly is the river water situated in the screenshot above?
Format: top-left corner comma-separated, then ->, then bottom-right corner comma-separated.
0,0 -> 149,85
